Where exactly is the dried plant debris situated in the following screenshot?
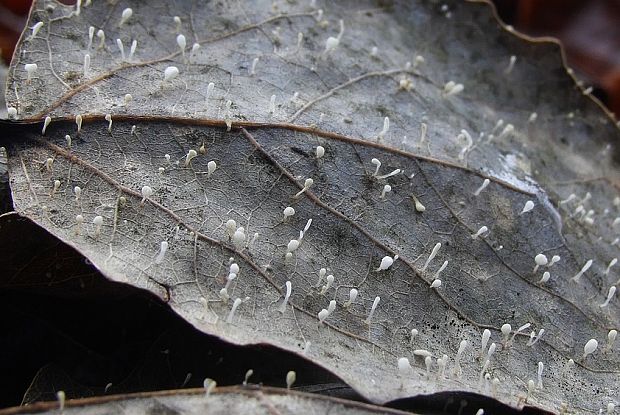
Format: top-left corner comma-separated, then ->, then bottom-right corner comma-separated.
2,0 -> 620,413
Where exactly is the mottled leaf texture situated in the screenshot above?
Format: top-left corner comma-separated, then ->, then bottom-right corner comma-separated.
0,386 -> 418,415
3,0 -> 620,414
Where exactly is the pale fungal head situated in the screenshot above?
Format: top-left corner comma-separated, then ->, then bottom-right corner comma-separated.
93,215 -> 104,238
225,219 -> 236,237
250,57 -> 259,75
41,116 -> 52,135
480,329 -> 491,356
96,29 -> 105,48
520,200 -> 534,215
538,271 -> 550,284
286,370 -> 296,389
75,214 -> 84,235
344,288 -> 358,308
184,149 -> 197,166
327,300 -> 336,315
56,391 -> 65,411
412,195 -> 426,212
287,239 -> 300,253
318,308 -> 329,324
232,227 -> 246,250
83,54 -> 90,77
226,296 -> 249,323
508,322 -> 531,346
421,242 -> 441,271
371,158 -> 381,176
141,185 -> 153,204
44,157 -> 54,172
583,338 -> 598,359
501,323 -> 511,344
164,66 -> 179,82
116,38 -> 125,60
604,258 -> 618,275
124,94 -> 133,106
128,39 -> 137,60
533,253 -> 547,273
320,274 -> 334,294
453,340 -> 467,377
24,63 -> 37,82
203,378 -> 216,397
176,34 -> 186,53
207,161 -> 217,176
155,241 -> 169,264
7,107 -> 17,119
377,255 -> 394,271
74,186 -> 82,201
324,36 -> 339,54
283,207 -> 295,219
397,357 -> 411,375
105,113 -> 112,131
119,7 -> 133,26
76,114 -> 83,133
316,145 -> 325,159
549,255 -> 561,267
380,184 -> 391,199
608,329 -> 617,349
430,279 -> 442,289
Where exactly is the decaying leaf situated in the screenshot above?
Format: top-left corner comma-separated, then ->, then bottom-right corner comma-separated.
3,0 -> 620,413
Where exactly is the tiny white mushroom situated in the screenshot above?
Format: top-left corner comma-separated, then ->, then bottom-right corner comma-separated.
105,114 -> 112,132
140,185 -> 153,204
83,54 -> 90,77
119,7 -> 133,26
164,66 -> 179,82
520,200 -> 535,215
533,254 -> 548,273
93,215 -> 104,238
380,184 -> 392,199
343,288 -> 358,308
453,340 -> 467,377
293,178 -> 314,198
250,57 -> 259,75
207,160 -> 217,177
318,308 -> 329,324
24,63 -> 37,83
604,258 -> 617,275
74,186 -> 82,202
320,274 -> 334,294
537,362 -> 544,389
538,272 -> 551,284
397,357 -> 411,375
376,255 -> 395,271
472,226 -> 488,239
583,338 -> 598,359
316,145 -> 325,158
600,286 -> 616,308
607,330 -> 617,350
430,279 -> 442,289
278,281 -> 292,313
283,207 -> 295,219
226,297 -> 246,323
480,329 -> 491,357
176,34 -> 186,55
377,116 -> 390,140
155,241 -> 169,264
548,255 -> 561,267
421,242 -> 441,271
96,29 -> 105,48
286,371 -> 296,389
76,114 -> 83,133
128,40 -> 137,60
501,324 -> 511,345
473,178 -> 490,196
572,259 -> 593,282
75,214 -> 84,235
364,296 -> 380,324
184,149 -> 197,166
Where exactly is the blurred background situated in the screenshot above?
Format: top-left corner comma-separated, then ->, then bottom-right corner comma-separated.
1,0 -> 620,115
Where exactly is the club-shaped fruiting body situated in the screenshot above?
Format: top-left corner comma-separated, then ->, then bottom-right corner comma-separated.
83,54 -> 90,77
219,288 -> 229,303
185,149 -> 197,166
327,300 -> 336,315
411,195 -> 426,212
548,255 -> 561,267
508,322 -> 531,346
119,8 -> 132,26
318,308 -> 329,323
93,215 -> 104,238
227,297 -> 249,323
30,21 -> 43,39
250,57 -> 259,75
376,255 -> 398,272
527,329 -> 545,346
294,178 -> 314,198
44,157 -> 54,172
371,158 -> 382,176
283,207 -> 295,219
343,288 -> 358,308
421,242 -> 441,271
7,107 -> 17,118
74,186 -> 82,202
316,146 -> 325,159
155,241 -> 168,264
24,63 -> 37,82
572,259 -> 593,282
430,279 -> 442,289
232,227 -> 246,249
365,296 -> 380,324
604,258 -> 617,275
96,29 -> 105,48
164,66 -> 179,82
433,260 -> 448,280
225,272 -> 236,291
278,281 -> 292,313
380,184 -> 391,199
538,272 -> 551,284
607,404 -> 616,415
528,112 -> 538,123
116,38 -> 126,60
189,43 -> 200,62
56,391 -> 65,411
474,178 -> 490,196
501,323 -> 511,345
397,357 -> 412,375
76,114 -> 83,133
424,356 -> 433,376
176,34 -> 186,55
320,274 -> 334,294
105,114 -> 112,131
286,370 -> 296,389
87,26 -> 95,50
520,200 -> 535,215
472,226 -> 488,239
536,361 -> 544,389
205,82 -> 215,102
207,161 -> 217,177
141,185 -> 153,204
203,378 -> 216,397
480,329 -> 491,357
377,117 -> 390,140
287,239 -> 300,253
526,379 -> 535,401
583,338 -> 598,359
443,81 -> 464,96
504,55 -> 517,74
453,340 -> 468,377
533,254 -> 548,273
324,36 -> 339,54
269,94 -> 276,114
225,220 -> 237,239
128,40 -> 137,60
600,286 -> 616,307
50,179 -> 61,196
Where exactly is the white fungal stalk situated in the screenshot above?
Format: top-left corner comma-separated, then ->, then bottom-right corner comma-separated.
286,371 -> 296,389
294,178 -> 314,198
41,117 -> 51,135
343,288 -> 358,308
105,114 -> 112,132
24,63 -> 37,83
380,184 -> 392,199
155,241 -> 169,264
376,255 -> 397,271
421,242 -> 441,271
364,296 -> 380,324
320,274 -> 334,294
474,178 -> 490,196
226,297 -> 249,323
604,258 -> 617,275
572,259 -> 593,282
76,114 -> 83,133
472,226 -> 488,239
433,260 -> 448,279
93,215 -> 104,238
607,330 -> 617,350
480,329 -> 491,358
527,329 -> 545,346
501,324 -> 511,345
278,281 -> 292,313
377,117 -> 390,140
269,94 -> 276,114
185,149 -> 197,166
116,38 -> 125,60
83,54 -> 90,77
600,286 -> 616,307
453,340 -> 467,377
119,7 -> 133,26
536,361 -> 544,389
538,272 -> 551,284
508,322 -> 531,347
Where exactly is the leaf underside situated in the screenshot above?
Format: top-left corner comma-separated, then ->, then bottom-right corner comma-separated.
3,0 -> 620,413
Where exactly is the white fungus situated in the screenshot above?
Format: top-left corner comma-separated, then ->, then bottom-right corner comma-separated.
538,272 -> 551,284
533,254 -> 548,273
283,207 -> 295,219
83,54 -> 90,77
537,362 -> 544,389
472,226 -> 488,239
380,184 -> 392,199
583,338 -> 598,359
397,357 -> 412,375
318,308 -> 329,323
604,258 -> 617,275
155,241 -> 168,264
25,63 -> 37,83
600,286 -> 616,307
421,242 -> 441,271
278,281 -> 292,313
377,116 -> 390,140
286,371 -> 296,389
520,200 -> 535,215
572,259 -> 593,282
377,255 -> 395,271
344,288 -> 358,308
316,145 -> 325,158
207,161 -> 217,177
364,296 -> 380,324
474,178 -> 490,196
294,178 -> 314,198
141,185 -> 153,204
184,149 -> 197,166
164,66 -> 179,82
430,279 -> 442,289
76,114 -> 83,133
119,8 -> 133,26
